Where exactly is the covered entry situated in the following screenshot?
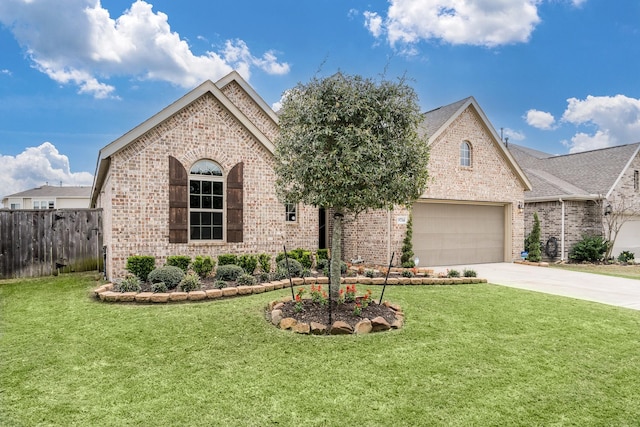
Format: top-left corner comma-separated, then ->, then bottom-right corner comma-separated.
412,202 -> 507,266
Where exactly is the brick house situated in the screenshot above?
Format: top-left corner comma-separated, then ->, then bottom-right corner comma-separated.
508,143 -> 640,260
342,97 -> 531,267
92,72 -> 531,279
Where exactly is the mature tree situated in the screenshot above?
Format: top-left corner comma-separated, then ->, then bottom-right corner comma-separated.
274,73 -> 430,298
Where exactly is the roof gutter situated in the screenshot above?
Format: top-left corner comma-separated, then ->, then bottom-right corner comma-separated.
525,194 -> 603,203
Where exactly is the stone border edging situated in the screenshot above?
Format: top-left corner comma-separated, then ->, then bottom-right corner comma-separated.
93,276 -> 487,304
513,260 -> 550,267
267,299 -> 405,335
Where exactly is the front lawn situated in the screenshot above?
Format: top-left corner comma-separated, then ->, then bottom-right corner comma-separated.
2,273 -> 640,426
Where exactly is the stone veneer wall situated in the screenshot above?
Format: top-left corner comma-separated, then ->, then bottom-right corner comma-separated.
99,90 -> 318,280
342,106 -> 527,266
524,200 -> 602,261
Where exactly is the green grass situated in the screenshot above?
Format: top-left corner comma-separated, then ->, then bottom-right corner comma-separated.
551,262 -> 640,280
2,273 -> 640,426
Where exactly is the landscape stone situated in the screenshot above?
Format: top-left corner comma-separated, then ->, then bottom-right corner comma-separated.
222,287 -> 238,297
279,317 -> 297,330
262,283 -> 276,291
293,323 -> 310,334
188,291 -> 206,301
169,292 -> 188,301
205,289 -> 222,299
102,291 -> 119,302
237,286 -> 252,295
251,285 -> 265,294
119,292 -> 137,302
150,293 -> 170,303
371,316 -> 391,332
354,319 -> 372,334
330,321 -> 353,335
310,322 -> 327,335
273,302 -> 284,310
135,292 -> 153,302
271,309 -> 283,325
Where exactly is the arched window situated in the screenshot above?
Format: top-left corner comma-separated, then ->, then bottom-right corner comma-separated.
189,159 -> 224,240
460,141 -> 472,167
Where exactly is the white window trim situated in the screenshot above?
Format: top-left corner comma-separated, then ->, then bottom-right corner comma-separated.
188,160 -> 225,241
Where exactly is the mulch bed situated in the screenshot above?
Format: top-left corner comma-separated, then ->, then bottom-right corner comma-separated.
278,298 -> 397,329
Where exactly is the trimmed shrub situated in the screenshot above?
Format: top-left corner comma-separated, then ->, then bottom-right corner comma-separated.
217,254 -> 238,266
151,282 -> 168,293
618,251 -> 635,263
277,258 -> 303,278
258,253 -> 272,273
526,212 -> 542,262
148,265 -> 185,289
316,248 -> 329,261
115,275 -> 141,293
179,273 -> 201,292
165,255 -> 191,273
400,213 -> 415,267
238,254 -> 258,275
447,269 -> 460,278
192,255 -> 215,278
364,269 -> 375,278
463,269 -> 477,278
402,269 -> 414,278
126,255 -> 155,282
570,235 -> 608,262
237,274 -> 257,286
215,264 -> 245,281
316,258 -> 329,271
214,280 -> 227,289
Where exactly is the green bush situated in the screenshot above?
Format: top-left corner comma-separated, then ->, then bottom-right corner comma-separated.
165,255 -> 191,273
238,254 -> 258,275
237,274 -> 257,286
402,269 -> 414,278
151,282 -> 168,293
258,253 -> 272,273
316,249 -> 329,261
463,269 -> 477,278
115,275 -> 141,293
215,264 -> 245,281
214,280 -> 227,289
217,254 -> 238,266
277,258 -> 303,278
126,255 -> 155,282
526,212 -> 542,262
179,273 -> 201,292
316,258 -> 329,271
618,251 -> 635,263
192,255 -> 215,278
569,235 -> 608,262
276,248 -> 312,268
400,213 -> 415,266
273,268 -> 289,281
447,269 -> 460,278
148,265 -> 185,289
364,269 -> 375,278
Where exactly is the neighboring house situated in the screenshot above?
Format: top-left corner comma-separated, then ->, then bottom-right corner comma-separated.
92,71 -> 531,279
2,185 -> 91,209
342,97 -> 531,266
508,143 -> 640,260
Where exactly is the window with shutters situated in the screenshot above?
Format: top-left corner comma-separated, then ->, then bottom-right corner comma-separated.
189,159 -> 224,240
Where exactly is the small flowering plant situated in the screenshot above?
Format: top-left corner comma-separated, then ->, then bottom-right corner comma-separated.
353,302 -> 362,316
360,289 -> 373,309
344,284 -> 357,303
294,287 -> 306,312
310,284 -> 328,306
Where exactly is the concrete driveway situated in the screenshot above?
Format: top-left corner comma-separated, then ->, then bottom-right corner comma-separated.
432,262 -> 640,311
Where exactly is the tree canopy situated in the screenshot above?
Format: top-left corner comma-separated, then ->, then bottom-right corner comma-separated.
274,73 -> 430,215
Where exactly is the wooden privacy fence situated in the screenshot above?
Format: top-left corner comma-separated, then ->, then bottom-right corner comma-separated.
0,209 -> 103,279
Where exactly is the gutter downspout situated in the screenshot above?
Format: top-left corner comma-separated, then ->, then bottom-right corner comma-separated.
559,198 -> 565,261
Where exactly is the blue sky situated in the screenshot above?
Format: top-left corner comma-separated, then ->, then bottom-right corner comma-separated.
1,0 -> 640,200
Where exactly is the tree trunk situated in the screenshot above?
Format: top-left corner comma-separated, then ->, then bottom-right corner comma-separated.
330,211 -> 343,300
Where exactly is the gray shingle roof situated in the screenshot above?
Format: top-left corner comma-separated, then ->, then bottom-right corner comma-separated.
508,143 -> 640,200
4,185 -> 92,199
419,97 -> 472,138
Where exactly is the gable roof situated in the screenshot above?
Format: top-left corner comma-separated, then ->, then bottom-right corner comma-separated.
508,143 -> 640,201
4,185 -> 91,199
420,97 -> 532,191
91,71 -> 277,206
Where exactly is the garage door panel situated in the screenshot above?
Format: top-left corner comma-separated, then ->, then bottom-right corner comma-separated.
412,203 -> 505,266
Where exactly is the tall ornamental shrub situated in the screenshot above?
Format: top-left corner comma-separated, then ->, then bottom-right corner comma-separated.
400,213 -> 415,268
526,212 -> 542,262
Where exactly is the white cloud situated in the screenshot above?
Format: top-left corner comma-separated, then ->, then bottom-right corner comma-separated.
0,0 -> 289,98
0,142 -> 94,203
503,128 -> 526,142
561,95 -> 640,152
1,69 -> 11,76
364,0 -> 541,49
525,109 -> 556,130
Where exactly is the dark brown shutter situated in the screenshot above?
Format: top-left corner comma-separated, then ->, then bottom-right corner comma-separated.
226,162 -> 244,243
169,156 -> 188,243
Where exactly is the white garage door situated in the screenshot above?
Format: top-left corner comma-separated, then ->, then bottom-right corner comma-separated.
412,202 -> 506,266
611,216 -> 640,257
